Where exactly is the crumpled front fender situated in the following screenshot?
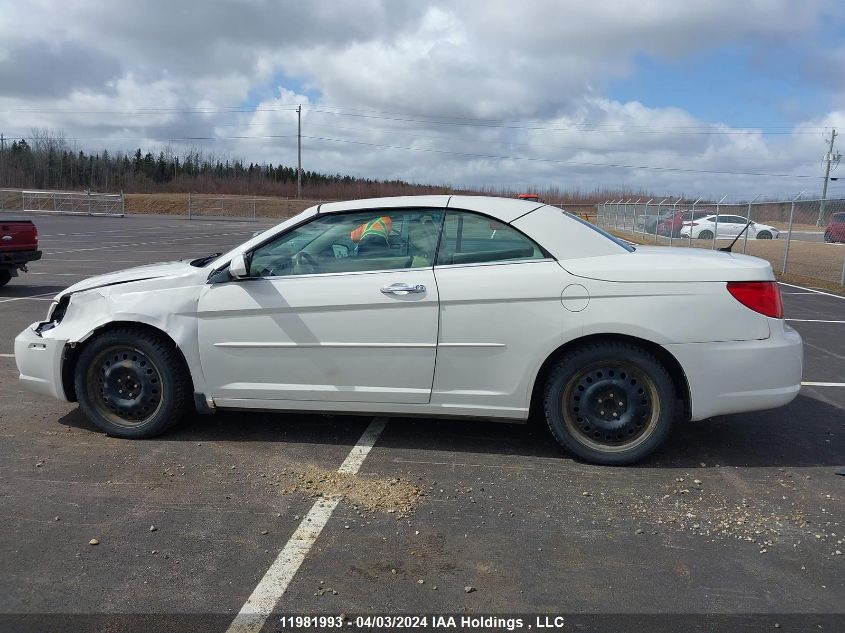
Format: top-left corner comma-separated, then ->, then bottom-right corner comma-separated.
47,280 -> 208,395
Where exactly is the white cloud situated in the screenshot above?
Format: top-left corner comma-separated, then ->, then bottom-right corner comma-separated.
0,0 -> 840,196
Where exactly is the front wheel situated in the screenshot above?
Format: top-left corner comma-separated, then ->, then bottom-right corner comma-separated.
698,230 -> 714,240
824,231 -> 833,243
756,231 -> 772,239
75,327 -> 191,438
543,342 -> 676,465
0,269 -> 11,287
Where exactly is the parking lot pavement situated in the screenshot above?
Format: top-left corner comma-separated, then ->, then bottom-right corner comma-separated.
0,214 -> 843,631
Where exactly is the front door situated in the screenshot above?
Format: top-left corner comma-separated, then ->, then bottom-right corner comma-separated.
197,208 -> 443,405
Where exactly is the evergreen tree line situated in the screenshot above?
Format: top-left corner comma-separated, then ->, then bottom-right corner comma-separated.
0,130 -> 644,206
0,130 -> 448,199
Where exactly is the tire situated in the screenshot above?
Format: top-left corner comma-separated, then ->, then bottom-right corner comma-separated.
543,341 -> 676,465
698,230 -> 714,240
824,231 -> 833,243
756,231 -> 772,240
74,327 -> 191,438
0,269 -> 11,287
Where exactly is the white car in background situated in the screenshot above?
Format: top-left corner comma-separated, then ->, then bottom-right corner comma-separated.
680,214 -> 780,240
14,196 -> 802,465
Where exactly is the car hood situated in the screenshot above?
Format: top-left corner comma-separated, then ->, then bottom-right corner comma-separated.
562,246 -> 774,282
56,260 -> 200,299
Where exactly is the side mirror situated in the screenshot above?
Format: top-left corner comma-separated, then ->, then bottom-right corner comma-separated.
229,252 -> 249,279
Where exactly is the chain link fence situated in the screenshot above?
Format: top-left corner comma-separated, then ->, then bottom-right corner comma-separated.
596,196 -> 845,287
186,193 -> 322,222
0,188 -> 124,216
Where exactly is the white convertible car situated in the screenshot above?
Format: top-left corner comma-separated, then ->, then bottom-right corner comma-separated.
15,196 -> 802,464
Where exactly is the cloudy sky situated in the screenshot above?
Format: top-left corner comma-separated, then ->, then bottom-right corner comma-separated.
2,0 -> 845,197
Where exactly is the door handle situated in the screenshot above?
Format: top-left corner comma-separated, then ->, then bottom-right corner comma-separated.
380,282 -> 426,295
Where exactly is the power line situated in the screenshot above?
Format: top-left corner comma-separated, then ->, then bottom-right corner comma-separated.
3,102 -> 832,135
8,130 -> 823,178
300,134 -> 824,179
300,122 -> 812,163
304,107 -> 826,135
1,121 -> 816,161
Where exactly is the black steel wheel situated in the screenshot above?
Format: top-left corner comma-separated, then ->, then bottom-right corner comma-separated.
86,345 -> 164,427
75,327 -> 190,438
543,342 -> 676,465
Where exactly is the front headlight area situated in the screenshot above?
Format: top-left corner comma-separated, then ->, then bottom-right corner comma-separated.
35,295 -> 70,336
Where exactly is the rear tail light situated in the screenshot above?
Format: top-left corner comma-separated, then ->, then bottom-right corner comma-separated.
726,281 -> 783,319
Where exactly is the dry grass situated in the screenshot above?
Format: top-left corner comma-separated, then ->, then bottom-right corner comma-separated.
124,193 -> 317,219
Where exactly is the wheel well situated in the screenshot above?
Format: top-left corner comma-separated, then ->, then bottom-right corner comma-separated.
529,334 -> 691,421
61,321 -> 194,402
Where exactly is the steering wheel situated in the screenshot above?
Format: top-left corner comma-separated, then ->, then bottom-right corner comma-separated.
292,251 -> 320,275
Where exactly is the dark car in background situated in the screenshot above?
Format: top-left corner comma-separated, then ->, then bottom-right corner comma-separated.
638,209 -> 675,233
825,212 -> 845,243
656,210 -> 710,237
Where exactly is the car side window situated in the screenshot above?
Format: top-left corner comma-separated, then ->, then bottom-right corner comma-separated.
249,208 -> 443,277
435,210 -> 546,266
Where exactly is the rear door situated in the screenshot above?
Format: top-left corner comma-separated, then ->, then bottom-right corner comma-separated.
430,210 -> 568,415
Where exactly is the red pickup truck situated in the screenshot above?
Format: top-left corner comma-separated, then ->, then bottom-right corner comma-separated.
0,220 -> 41,287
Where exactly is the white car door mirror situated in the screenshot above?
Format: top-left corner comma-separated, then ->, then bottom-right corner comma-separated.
229,253 -> 249,279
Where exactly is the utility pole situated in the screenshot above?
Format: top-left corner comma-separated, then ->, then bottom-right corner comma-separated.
296,105 -> 302,199
0,133 -> 5,187
817,128 -> 840,226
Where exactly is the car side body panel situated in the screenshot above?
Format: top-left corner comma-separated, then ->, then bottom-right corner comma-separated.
14,195 -> 802,431
430,259 -> 572,417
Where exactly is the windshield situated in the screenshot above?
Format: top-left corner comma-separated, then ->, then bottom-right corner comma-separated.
564,212 -> 635,252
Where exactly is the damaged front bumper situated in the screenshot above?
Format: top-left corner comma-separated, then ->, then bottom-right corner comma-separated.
14,324 -> 70,401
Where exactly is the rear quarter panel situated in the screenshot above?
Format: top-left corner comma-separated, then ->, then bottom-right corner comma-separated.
575,278 -> 771,343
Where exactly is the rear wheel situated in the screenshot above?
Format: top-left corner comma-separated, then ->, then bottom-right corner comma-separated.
543,342 -> 676,465
698,230 -> 714,240
0,269 -> 11,287
75,327 -> 191,438
757,231 -> 772,239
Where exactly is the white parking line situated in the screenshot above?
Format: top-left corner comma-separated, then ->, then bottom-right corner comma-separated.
778,282 -> 845,300
226,416 -> 388,633
802,381 -> 845,387
0,353 -> 14,358
26,272 -> 88,276
786,319 -> 845,324
0,293 -> 55,303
